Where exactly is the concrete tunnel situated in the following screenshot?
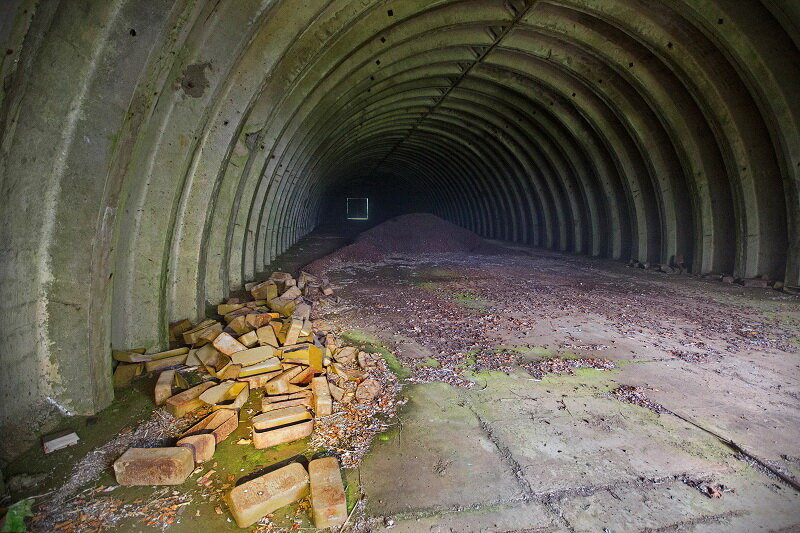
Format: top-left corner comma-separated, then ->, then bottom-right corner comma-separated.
0,0 -> 799,513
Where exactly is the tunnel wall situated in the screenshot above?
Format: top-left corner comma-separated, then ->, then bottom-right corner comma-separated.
0,0 -> 797,459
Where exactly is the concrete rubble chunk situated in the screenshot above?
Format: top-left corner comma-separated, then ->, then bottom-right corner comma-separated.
264,366 -> 305,395
144,352 -> 188,373
177,433 -> 215,463
252,407 -> 314,448
113,447 -> 194,486
228,315 -> 252,336
268,297 -> 297,317
155,369 -> 179,405
257,324 -> 279,347
355,378 -> 382,403
281,286 -> 302,300
183,320 -> 222,345
251,280 -> 278,301
252,406 -> 312,429
218,303 -> 245,315
309,457 -> 347,529
237,330 -> 259,347
281,343 -> 324,373
113,362 -> 143,388
225,462 -> 309,528
169,319 -> 192,342
183,408 -> 238,443
166,381 -> 215,417
238,356 -> 282,376
213,332 -> 248,356
328,382 -> 345,402
312,376 -> 333,416
284,318 -> 303,346
335,346 -> 357,363
42,430 -> 79,454
200,380 -> 249,410
231,345 -> 276,366
237,369 -> 282,388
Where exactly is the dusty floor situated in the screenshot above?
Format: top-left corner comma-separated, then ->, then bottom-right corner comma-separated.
315,243 -> 800,532
3,232 -> 799,532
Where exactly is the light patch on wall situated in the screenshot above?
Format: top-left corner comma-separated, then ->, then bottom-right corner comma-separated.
347,197 -> 369,220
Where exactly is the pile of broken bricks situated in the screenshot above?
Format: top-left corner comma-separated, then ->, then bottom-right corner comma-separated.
108,270 -> 388,529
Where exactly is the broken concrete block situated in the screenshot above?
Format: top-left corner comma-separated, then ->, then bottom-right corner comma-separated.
312,376 -> 333,416
185,348 -> 202,366
284,318 -> 303,346
281,343 -> 324,373
213,332 -> 248,356
245,312 -> 277,329
335,346 -> 357,364
237,369 -> 282,388
42,430 -> 79,454
257,324 -> 279,348
224,307 -> 251,324
252,407 -> 314,449
169,319 -> 192,343
112,348 -> 153,363
251,280 -> 278,301
287,365 -> 314,386
218,303 -> 245,316
268,297 -> 296,317
155,369 -> 180,405
292,303 -> 311,321
113,362 -> 143,388
217,362 -> 242,380
309,457 -> 347,529
264,366 -> 305,395
356,378 -> 382,403
224,462 -> 309,528
177,433 -> 215,463
231,345 -> 276,367
328,382 -> 345,402
228,315 -> 252,336
200,381 -> 249,410
183,408 -> 238,443
280,286 -> 302,300
113,447 -> 194,486
112,346 -> 189,363
195,343 -> 221,364
166,382 -> 215,417
182,320 -> 222,345
144,352 -> 188,373
238,357 -> 282,377
261,393 -> 312,412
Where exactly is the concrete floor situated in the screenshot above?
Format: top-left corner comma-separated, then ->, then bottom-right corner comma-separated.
6,235 -> 799,532
312,244 -> 800,532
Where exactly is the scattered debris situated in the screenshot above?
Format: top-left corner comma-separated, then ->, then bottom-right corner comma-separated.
522,357 -> 615,380
42,430 -> 79,454
683,477 -> 734,498
611,386 -> 669,414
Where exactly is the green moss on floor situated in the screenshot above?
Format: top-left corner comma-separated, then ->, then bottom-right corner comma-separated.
340,330 -> 412,379
3,377 -> 159,501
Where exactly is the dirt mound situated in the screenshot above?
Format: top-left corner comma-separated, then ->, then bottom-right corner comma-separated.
305,213 -> 503,274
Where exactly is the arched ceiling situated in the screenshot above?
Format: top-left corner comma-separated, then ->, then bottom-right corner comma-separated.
0,0 -> 797,457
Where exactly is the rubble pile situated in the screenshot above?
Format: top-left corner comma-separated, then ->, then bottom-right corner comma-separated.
305,213 -> 503,274
105,270 -> 397,529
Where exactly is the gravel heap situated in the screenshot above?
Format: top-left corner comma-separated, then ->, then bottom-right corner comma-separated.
305,213 -> 502,274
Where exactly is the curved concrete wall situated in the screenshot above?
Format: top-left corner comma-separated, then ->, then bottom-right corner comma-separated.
0,0 -> 797,458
